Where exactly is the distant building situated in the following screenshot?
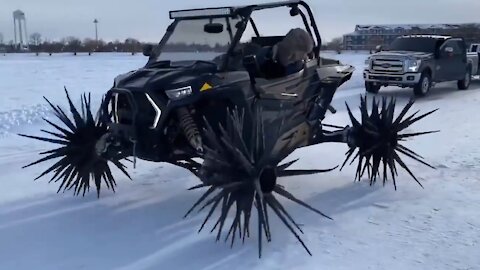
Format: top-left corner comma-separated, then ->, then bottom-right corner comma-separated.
343,23 -> 480,50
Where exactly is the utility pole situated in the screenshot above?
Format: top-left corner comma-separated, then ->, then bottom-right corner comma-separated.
93,19 -> 98,49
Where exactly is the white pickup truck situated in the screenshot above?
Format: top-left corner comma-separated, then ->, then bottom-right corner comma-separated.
468,43 -> 480,78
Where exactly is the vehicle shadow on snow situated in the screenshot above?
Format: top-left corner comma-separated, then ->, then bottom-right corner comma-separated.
0,178 -> 255,270
332,81 -> 479,115
0,168 -> 394,270
374,83 -> 475,103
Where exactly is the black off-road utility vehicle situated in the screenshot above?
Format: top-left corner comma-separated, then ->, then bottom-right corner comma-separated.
21,1 -> 437,257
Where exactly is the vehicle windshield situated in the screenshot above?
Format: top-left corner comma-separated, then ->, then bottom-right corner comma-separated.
389,37 -> 440,53
156,17 -> 241,66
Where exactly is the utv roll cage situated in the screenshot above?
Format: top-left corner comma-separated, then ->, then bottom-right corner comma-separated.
151,1 -> 322,69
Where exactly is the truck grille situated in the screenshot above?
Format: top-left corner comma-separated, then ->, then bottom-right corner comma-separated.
371,59 -> 404,74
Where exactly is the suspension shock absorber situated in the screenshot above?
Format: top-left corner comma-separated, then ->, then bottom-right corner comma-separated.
176,107 -> 203,153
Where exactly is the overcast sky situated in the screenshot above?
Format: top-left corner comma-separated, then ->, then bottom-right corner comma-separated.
1,0 -> 480,43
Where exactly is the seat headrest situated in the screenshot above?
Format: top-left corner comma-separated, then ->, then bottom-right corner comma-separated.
275,28 -> 314,66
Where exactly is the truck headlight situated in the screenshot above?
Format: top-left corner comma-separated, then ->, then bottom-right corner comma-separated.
364,57 -> 372,68
165,86 -> 192,100
405,59 -> 421,72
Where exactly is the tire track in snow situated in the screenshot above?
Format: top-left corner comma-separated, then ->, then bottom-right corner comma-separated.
113,232 -> 211,270
0,199 -> 101,230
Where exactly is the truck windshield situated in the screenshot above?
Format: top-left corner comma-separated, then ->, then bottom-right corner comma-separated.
389,37 -> 440,53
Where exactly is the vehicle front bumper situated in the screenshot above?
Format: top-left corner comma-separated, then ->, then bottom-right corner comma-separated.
363,70 -> 421,86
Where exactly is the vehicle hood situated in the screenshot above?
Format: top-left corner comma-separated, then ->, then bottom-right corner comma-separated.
372,51 -> 433,60
113,61 -> 219,93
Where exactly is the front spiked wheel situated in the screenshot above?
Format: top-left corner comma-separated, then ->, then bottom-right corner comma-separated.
185,108 -> 336,257
19,89 -> 130,197
343,96 -> 438,189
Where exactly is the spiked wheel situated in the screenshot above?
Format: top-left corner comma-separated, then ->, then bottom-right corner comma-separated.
19,89 -> 130,197
185,108 -> 336,257
343,96 -> 438,189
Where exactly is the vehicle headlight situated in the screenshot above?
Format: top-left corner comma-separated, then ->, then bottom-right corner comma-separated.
165,86 -> 192,100
405,59 -> 421,72
364,57 -> 372,68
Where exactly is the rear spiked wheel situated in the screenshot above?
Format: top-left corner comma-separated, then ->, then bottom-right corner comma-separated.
185,108 -> 336,257
19,89 -> 130,197
343,96 -> 438,189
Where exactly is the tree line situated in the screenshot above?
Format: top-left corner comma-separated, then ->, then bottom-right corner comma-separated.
0,32 -> 230,55
0,33 -> 145,54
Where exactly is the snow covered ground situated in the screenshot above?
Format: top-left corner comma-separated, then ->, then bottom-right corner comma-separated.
0,52 -> 479,270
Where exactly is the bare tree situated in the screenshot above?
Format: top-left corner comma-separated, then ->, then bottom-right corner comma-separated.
326,37 -> 343,53
125,38 -> 140,55
0,33 -> 4,55
64,36 -> 82,55
30,33 -> 42,46
83,38 -> 96,54
29,33 -> 42,55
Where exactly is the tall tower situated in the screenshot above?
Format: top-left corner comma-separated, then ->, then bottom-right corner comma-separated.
93,19 -> 99,47
13,10 -> 28,49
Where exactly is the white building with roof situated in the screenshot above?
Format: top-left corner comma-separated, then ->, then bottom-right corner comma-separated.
343,23 -> 480,50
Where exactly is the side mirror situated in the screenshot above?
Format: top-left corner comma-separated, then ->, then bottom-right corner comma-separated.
289,6 -> 300,16
204,23 -> 224,34
243,55 -> 260,85
437,46 -> 453,58
142,44 -> 153,57
375,45 -> 383,53
444,47 -> 454,54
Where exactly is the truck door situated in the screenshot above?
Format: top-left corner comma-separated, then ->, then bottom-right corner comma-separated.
438,39 -> 465,81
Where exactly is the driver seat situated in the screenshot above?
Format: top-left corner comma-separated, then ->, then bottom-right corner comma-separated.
254,28 -> 314,79
273,28 -> 314,75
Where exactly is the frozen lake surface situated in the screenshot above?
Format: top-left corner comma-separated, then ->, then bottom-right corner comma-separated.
0,51 -> 479,270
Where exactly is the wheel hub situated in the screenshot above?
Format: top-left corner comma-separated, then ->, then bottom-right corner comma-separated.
259,167 -> 277,193
422,77 -> 430,93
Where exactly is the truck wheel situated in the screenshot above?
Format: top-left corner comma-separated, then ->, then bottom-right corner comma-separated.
457,67 -> 471,90
365,82 -> 381,94
414,73 -> 431,97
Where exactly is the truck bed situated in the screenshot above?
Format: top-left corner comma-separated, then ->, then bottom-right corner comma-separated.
467,52 -> 480,76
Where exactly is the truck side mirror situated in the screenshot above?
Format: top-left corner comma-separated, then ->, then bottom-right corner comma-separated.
437,46 -> 454,58
445,46 -> 455,57
243,55 -> 260,85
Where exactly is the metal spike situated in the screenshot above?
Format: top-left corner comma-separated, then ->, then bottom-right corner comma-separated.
345,95 -> 436,188
20,89 -> 129,197
268,199 -> 312,256
277,166 -> 338,177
